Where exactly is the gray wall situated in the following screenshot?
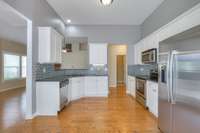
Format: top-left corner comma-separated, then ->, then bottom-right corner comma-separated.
0,21 -> 27,44
141,0 -> 200,38
4,0 -> 66,115
66,25 -> 141,45
66,25 -> 141,65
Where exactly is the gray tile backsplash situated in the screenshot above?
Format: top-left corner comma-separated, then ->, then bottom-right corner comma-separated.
36,64 -> 108,80
128,64 -> 157,76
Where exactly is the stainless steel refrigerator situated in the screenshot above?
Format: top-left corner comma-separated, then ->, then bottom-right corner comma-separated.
158,26 -> 200,133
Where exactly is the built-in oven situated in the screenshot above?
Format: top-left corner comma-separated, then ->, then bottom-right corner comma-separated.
136,78 -> 146,107
142,48 -> 157,64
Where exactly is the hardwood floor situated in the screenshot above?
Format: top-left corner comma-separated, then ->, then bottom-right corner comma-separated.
0,85 -> 160,133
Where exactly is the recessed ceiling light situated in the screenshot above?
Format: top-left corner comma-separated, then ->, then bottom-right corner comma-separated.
66,19 -> 71,24
100,0 -> 113,6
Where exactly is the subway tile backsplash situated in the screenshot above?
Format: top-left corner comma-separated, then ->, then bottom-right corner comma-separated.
36,64 -> 108,80
128,64 -> 157,76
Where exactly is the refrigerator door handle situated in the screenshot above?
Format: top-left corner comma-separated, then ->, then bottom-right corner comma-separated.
170,50 -> 177,104
167,52 -> 171,103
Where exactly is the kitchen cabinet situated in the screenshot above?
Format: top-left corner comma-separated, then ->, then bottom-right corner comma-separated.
96,76 -> 108,96
85,76 -> 108,97
127,76 -> 136,97
84,77 -> 97,96
38,27 -> 64,63
89,43 -> 108,65
134,33 -> 159,65
36,81 -> 68,116
134,40 -> 144,65
70,77 -> 85,101
146,81 -> 158,117
68,76 -> 108,100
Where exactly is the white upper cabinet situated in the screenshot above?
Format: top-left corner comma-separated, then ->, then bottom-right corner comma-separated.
134,40 -> 144,65
89,43 -> 108,65
38,27 -> 64,63
134,33 -> 159,65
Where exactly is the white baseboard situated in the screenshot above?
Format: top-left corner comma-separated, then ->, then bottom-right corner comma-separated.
0,85 -> 26,93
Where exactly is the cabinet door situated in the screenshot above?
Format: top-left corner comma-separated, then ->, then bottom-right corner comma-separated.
50,29 -> 57,63
38,27 -> 51,63
146,81 -> 153,110
84,77 -> 97,96
89,43 -> 107,64
130,76 -> 136,97
147,81 -> 158,117
71,78 -> 81,100
151,82 -> 158,117
55,33 -> 63,63
127,76 -> 132,94
79,77 -> 85,97
96,77 -> 108,96
134,41 -> 143,65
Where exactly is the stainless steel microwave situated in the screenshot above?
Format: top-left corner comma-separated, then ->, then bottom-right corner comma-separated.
142,48 -> 157,64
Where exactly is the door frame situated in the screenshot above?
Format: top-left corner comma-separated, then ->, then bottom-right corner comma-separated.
107,44 -> 128,88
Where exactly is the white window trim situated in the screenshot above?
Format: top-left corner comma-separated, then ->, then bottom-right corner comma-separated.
2,51 -> 26,82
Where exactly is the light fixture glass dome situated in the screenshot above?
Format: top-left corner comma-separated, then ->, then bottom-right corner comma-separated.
100,0 -> 113,6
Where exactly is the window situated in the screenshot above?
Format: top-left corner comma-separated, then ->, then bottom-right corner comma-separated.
3,53 -> 27,80
4,54 -> 20,80
21,56 -> 27,78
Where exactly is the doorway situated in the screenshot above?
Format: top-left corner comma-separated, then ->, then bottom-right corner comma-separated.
117,55 -> 126,85
108,44 -> 127,88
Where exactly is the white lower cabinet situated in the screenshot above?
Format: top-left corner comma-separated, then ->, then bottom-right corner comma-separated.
70,77 -> 85,101
96,76 -> 108,96
146,81 -> 158,117
127,76 -> 136,97
84,77 -> 97,96
36,82 -> 68,116
69,76 -> 108,100
84,76 -> 108,97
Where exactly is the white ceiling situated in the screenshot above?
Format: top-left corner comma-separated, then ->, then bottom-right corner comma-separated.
46,0 -> 165,25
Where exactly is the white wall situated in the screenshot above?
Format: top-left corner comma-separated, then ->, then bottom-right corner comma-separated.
108,45 -> 127,87
66,25 -> 140,65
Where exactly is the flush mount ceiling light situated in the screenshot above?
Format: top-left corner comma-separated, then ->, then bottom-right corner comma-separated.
66,19 -> 71,24
100,0 -> 113,6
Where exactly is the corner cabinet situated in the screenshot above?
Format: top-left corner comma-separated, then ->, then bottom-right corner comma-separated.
89,43 -> 108,65
38,27 -> 64,64
68,76 -> 109,101
69,77 -> 85,101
